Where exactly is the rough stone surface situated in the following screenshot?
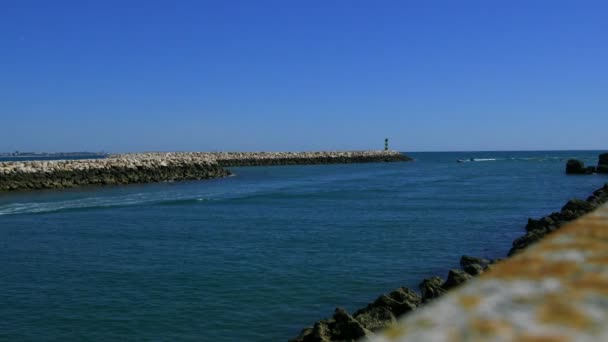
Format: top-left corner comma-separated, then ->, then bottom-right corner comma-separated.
419,276 -> 447,303
353,287 -> 421,331
0,155 -> 228,191
111,151 -> 412,167
460,255 -> 490,268
442,269 -> 473,290
0,150 -> 411,191
289,308 -> 372,342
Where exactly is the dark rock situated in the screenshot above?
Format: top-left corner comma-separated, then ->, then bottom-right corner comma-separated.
353,306 -> 395,332
566,159 -> 587,174
598,153 -> 608,174
463,263 -> 484,276
419,276 -> 446,302
290,308 -> 371,342
560,199 -> 595,221
442,269 -> 473,290
290,308 -> 372,342
509,228 -> 548,256
525,216 -> 556,232
353,287 -> 420,331
460,255 -> 490,268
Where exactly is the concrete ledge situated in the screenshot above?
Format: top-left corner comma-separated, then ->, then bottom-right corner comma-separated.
369,203 -> 608,342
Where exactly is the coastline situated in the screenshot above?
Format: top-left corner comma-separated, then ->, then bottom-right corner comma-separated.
289,182 -> 608,342
0,151 -> 410,192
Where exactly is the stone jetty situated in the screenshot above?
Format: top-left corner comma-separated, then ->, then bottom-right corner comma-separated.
110,150 -> 411,167
0,151 -> 410,192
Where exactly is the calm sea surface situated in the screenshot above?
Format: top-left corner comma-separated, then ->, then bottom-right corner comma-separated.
1,151 -> 606,341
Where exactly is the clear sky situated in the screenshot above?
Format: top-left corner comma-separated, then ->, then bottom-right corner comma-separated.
1,0 -> 606,153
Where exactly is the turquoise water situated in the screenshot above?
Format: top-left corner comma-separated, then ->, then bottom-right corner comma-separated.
1,151 -> 606,341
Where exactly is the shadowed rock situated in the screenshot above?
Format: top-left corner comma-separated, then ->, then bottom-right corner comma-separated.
566,159 -> 586,174
290,308 -> 372,342
463,263 -> 484,276
353,287 -> 421,331
442,269 -> 473,290
598,153 -> 608,174
460,255 -> 490,268
419,276 -> 446,302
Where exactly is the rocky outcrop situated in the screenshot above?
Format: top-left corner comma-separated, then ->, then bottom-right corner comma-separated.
565,159 -> 595,174
598,153 -> 608,174
509,184 -> 608,255
1,151 -> 412,192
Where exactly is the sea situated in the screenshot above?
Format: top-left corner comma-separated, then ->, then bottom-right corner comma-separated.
1,151 -> 606,341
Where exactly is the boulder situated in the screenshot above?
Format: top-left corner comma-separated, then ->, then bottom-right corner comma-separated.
442,269 -> 473,290
598,153 -> 608,174
290,308 -> 372,342
525,216 -> 557,232
566,159 -> 587,174
353,306 -> 396,332
460,255 -> 490,268
419,276 -> 446,302
463,263 -> 484,276
353,287 -> 421,331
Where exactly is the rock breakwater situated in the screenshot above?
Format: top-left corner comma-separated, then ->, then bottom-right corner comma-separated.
110,151 -> 412,166
0,151 -> 410,192
0,155 -> 228,191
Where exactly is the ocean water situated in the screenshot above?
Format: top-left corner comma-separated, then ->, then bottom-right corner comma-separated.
0,151 -> 606,341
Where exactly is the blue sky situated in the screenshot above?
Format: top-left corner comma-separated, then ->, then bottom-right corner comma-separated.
1,0 -> 606,152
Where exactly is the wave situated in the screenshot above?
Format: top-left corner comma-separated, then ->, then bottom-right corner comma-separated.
0,193 -> 157,216
457,156 -> 595,163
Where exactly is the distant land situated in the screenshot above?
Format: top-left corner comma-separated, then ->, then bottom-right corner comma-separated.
0,151 -> 108,158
